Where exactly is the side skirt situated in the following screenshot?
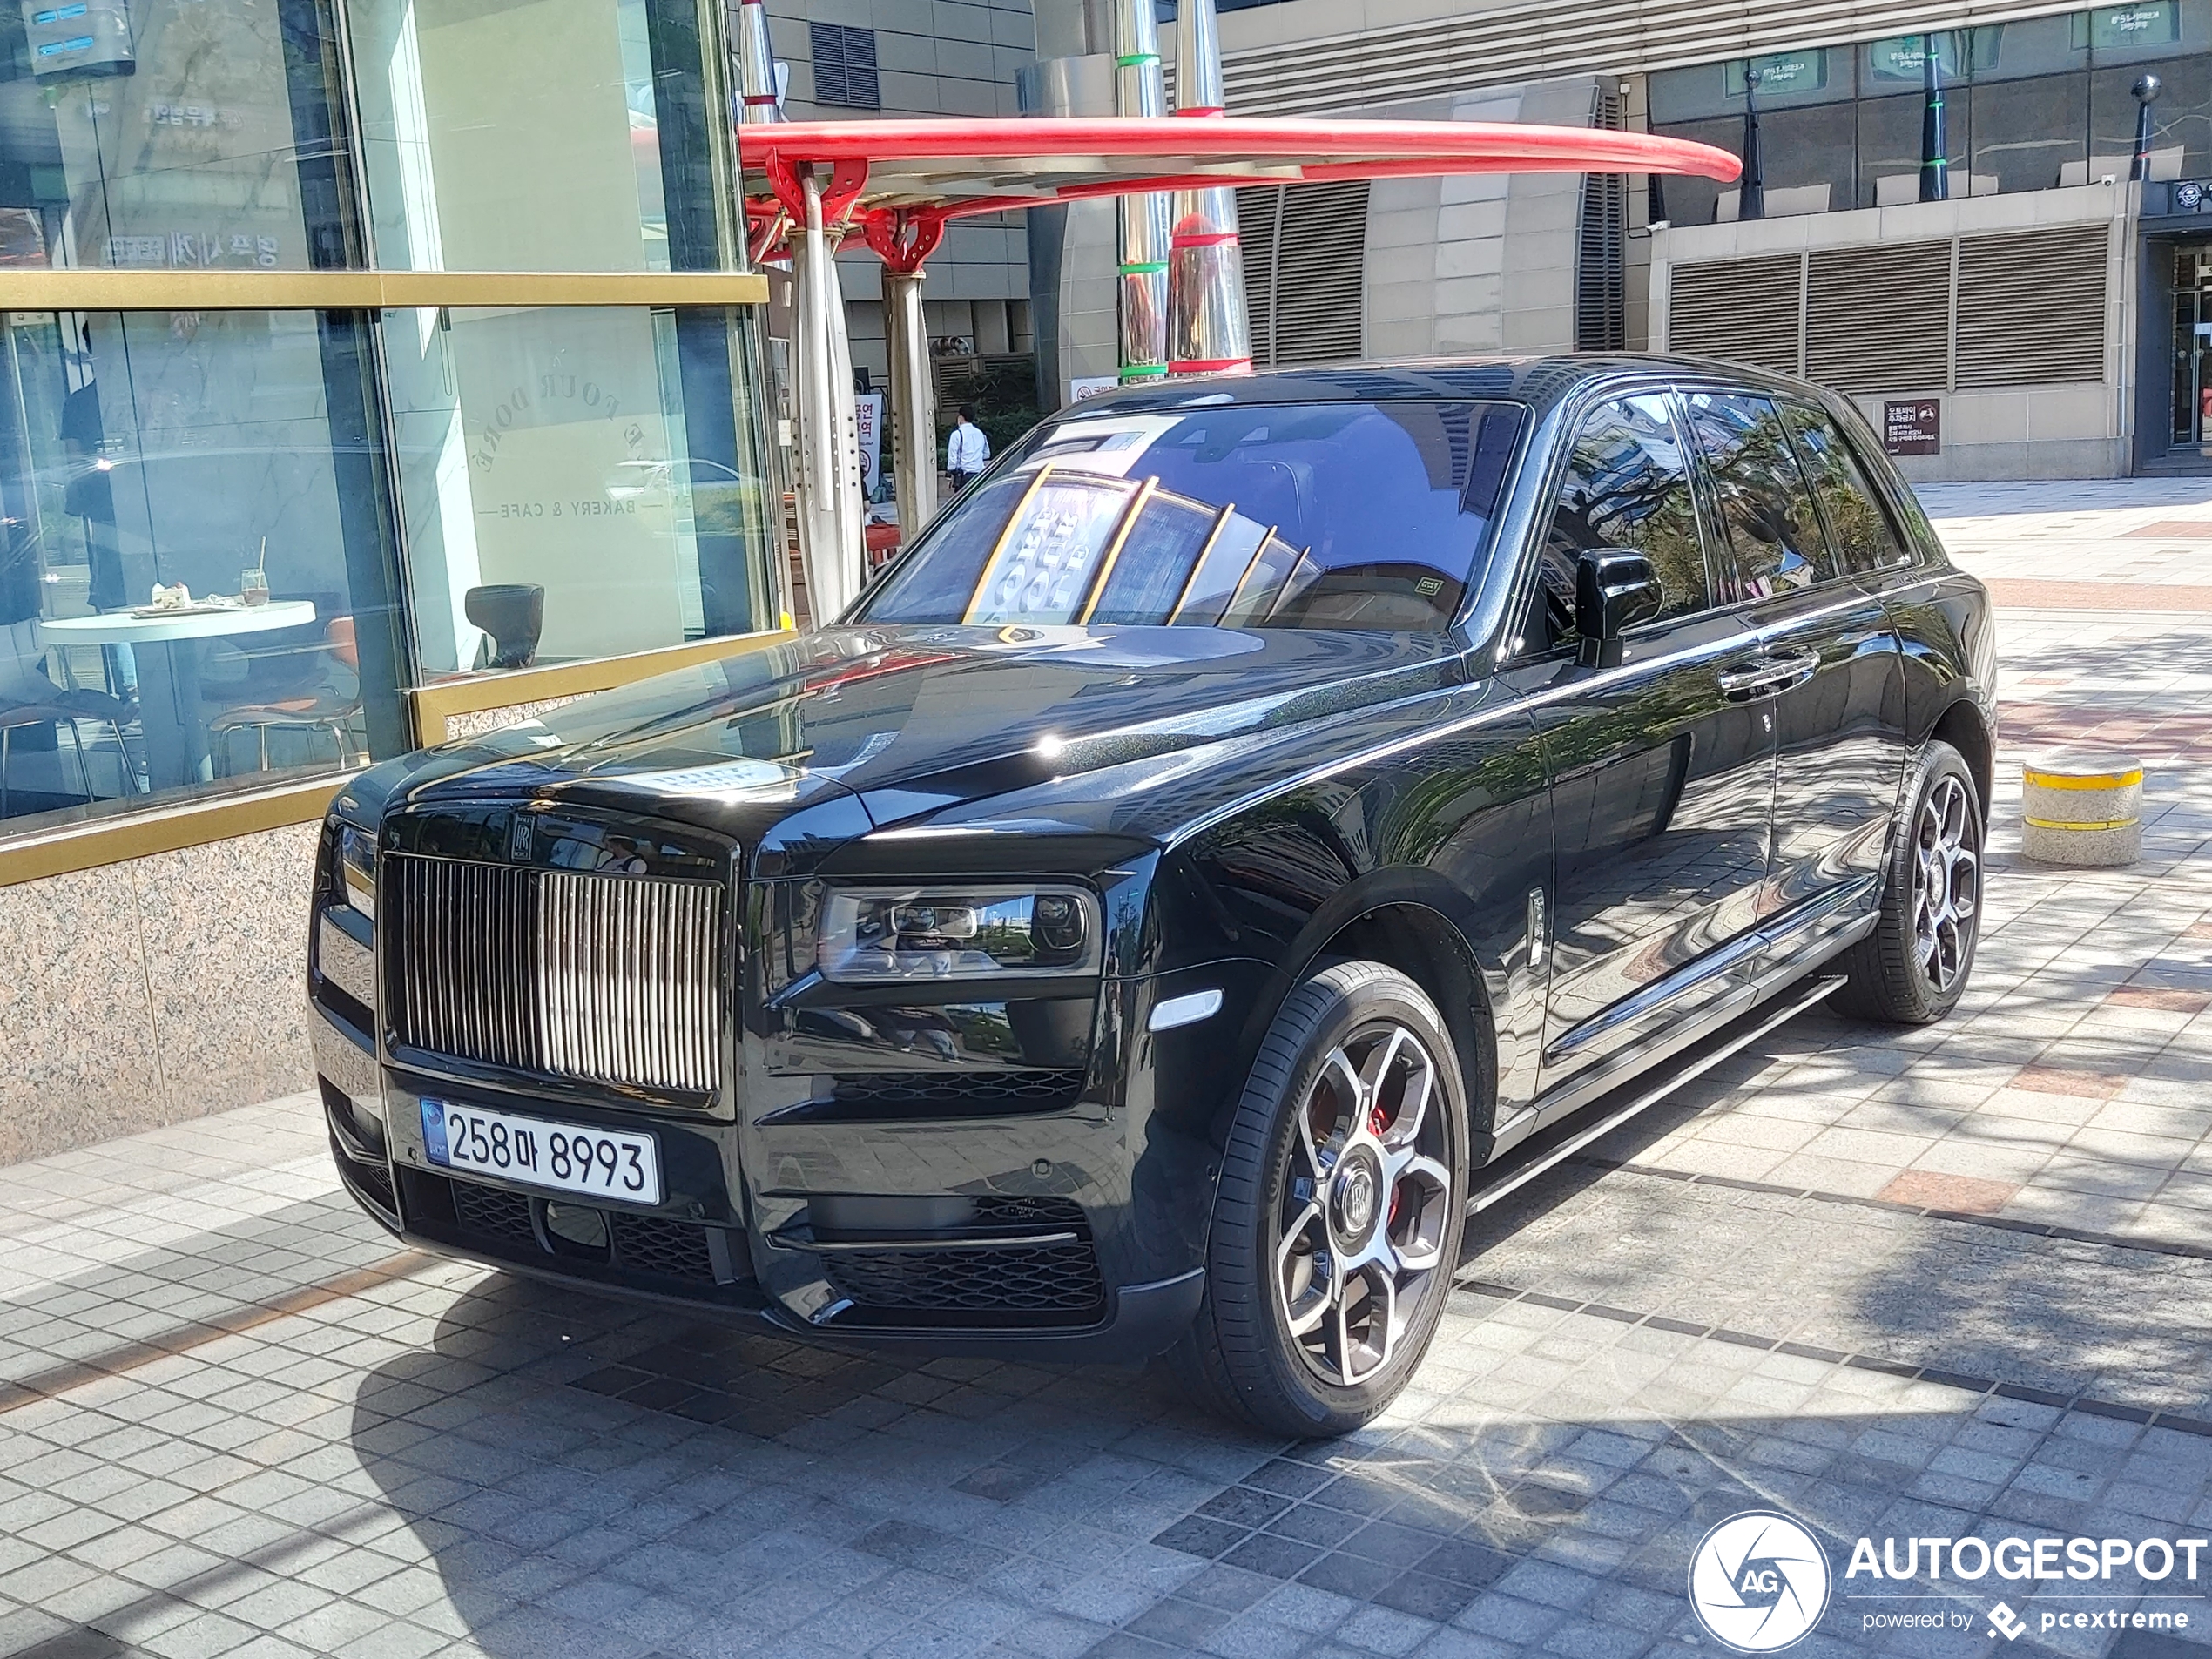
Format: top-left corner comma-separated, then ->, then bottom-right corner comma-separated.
1466,972 -> 1845,1216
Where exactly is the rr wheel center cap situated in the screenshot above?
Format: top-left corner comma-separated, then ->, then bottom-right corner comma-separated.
1331,1148 -> 1383,1250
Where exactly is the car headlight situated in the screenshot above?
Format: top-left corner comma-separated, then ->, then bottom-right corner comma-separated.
336,823 -> 377,921
818,884 -> 1100,983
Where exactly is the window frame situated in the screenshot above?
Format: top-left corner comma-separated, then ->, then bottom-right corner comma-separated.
1777,397 -> 1919,579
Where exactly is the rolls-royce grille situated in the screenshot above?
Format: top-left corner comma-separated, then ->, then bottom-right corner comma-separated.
389,855 -> 724,1096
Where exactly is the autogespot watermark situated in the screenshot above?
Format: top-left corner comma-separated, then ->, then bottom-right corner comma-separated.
1688,1512 -> 2208,1651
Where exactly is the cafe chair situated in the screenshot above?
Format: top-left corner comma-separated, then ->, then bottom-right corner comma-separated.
466,583 -> 544,671
208,616 -> 363,775
0,702 -> 135,817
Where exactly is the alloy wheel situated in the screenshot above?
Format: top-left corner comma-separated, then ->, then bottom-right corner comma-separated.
1273,1021 -> 1454,1387
1912,773 -> 1979,993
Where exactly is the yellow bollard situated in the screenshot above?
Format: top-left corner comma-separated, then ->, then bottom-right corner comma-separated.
2021,755 -> 2143,867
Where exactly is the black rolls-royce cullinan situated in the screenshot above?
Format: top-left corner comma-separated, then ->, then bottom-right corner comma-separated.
311,355 -> 1995,1436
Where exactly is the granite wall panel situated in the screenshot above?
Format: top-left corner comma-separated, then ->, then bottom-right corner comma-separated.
1,819 -> 321,1162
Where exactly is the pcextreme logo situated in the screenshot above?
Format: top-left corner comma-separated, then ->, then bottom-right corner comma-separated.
1688,1512 -> 1833,1652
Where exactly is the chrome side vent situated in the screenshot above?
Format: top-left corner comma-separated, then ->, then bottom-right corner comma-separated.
390,856 -> 724,1099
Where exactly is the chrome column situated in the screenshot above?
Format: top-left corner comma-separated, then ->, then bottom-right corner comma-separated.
1114,0 -> 1170,383
735,0 -> 779,123
885,267 -> 936,538
1168,0 -> 1251,377
793,167 -> 866,624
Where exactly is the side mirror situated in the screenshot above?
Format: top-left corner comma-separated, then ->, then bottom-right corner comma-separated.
1574,550 -> 1662,666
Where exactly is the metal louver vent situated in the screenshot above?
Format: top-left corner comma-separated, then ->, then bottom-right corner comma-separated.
1957,225 -> 2107,388
1218,0 -> 2110,114
1576,87 -> 1628,352
1805,240 -> 1952,394
1669,254 -> 1800,374
1235,183 -> 1280,368
1236,179 -> 1368,368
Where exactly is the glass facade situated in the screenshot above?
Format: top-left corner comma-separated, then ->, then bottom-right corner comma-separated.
0,0 -> 774,835
1650,2 -> 2212,226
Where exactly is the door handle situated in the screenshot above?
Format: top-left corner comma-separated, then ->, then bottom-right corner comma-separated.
1716,650 -> 1820,700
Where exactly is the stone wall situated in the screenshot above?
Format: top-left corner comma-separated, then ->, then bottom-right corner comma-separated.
0,819 -> 320,1163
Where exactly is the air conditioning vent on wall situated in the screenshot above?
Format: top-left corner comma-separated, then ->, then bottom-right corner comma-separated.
1668,254 -> 1801,374
1956,225 -> 2107,388
1805,239 -> 1952,393
1236,179 -> 1370,368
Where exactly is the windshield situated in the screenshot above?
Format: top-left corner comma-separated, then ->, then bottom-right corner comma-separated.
857,399 -> 1527,632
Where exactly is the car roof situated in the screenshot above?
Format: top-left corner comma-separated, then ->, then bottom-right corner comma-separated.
1055,353 -> 1825,421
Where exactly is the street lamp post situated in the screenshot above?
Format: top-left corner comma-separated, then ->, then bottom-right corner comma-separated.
1739,65 -> 1764,221
2133,74 -> 2164,181
1919,33 -> 1950,202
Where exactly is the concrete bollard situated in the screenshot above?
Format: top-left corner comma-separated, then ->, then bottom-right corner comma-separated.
2021,755 -> 2144,867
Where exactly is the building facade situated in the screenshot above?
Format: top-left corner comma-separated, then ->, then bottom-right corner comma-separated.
0,0 -> 1035,1159
1035,0 -> 2212,479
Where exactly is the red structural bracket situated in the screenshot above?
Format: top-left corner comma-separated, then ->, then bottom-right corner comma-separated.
859,206 -> 949,276
759,152 -> 870,230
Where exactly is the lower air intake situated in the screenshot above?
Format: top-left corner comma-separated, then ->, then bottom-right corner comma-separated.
826,1240 -> 1106,1325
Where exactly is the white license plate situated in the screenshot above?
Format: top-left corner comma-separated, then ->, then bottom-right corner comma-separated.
420,1099 -> 663,1206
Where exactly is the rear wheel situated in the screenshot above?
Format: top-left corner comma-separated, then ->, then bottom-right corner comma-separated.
1174,961 -> 1468,1438
1835,739 -> 1983,1024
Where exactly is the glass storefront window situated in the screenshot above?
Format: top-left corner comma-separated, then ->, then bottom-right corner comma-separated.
381,305 -> 775,677
349,0 -> 732,273
0,308 -> 407,831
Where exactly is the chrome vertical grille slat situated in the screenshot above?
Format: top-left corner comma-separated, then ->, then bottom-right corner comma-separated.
390,854 -> 724,1099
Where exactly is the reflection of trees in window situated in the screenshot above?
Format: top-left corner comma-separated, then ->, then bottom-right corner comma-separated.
1781,404 -> 1906,575
1686,393 -> 1828,599
1537,400 -> 1710,647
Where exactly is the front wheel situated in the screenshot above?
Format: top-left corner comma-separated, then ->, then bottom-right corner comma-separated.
1835,738 -> 1984,1024
1173,961 -> 1468,1439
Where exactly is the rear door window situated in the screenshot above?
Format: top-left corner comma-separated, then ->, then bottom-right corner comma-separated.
1683,392 -> 1836,602
1526,394 -> 1712,653
1780,402 -> 1914,576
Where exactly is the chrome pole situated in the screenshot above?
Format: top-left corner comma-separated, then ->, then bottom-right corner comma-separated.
735,0 -> 779,123
885,268 -> 937,538
1114,0 -> 1170,383
794,168 -> 863,623
1168,0 -> 1251,377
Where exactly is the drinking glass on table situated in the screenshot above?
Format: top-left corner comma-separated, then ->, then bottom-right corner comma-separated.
239,568 -> 270,606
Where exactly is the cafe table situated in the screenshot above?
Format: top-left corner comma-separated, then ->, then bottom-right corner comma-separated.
37,600 -> 318,788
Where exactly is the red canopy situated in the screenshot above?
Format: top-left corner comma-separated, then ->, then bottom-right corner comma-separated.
739,115 -> 1740,270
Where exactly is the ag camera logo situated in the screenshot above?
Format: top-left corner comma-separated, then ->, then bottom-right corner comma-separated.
1689,1511 -> 1833,1652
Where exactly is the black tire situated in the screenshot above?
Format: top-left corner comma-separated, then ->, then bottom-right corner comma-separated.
1173,961 -> 1469,1439
1833,739 -> 1984,1025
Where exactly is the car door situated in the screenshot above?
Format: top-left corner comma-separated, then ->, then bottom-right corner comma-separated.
1681,389 -> 1908,956
1495,391 -> 1777,1102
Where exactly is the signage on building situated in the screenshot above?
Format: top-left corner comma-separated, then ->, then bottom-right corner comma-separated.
1723,50 -> 1824,98
1883,399 -> 1942,456
855,391 -> 884,496
1865,30 -> 1998,81
1068,375 -> 1120,403
2078,1 -> 2178,49
21,0 -> 135,81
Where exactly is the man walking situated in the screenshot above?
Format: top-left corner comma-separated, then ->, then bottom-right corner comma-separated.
947,404 -> 990,493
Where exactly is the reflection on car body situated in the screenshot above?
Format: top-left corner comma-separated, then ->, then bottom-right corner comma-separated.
311,354 -> 1996,1436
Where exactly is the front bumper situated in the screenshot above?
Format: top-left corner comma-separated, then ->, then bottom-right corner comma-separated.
311,1001 -> 1216,1363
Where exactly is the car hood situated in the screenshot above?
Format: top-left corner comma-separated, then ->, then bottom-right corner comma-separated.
371,624 -> 1462,854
